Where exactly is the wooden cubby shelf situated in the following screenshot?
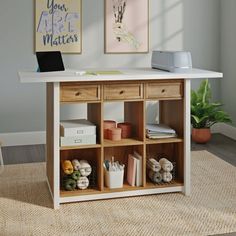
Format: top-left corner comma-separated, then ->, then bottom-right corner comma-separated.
145,180 -> 183,189
60,144 -> 102,151
145,137 -> 183,145
57,80 -> 186,203
103,138 -> 143,147
44,79 -> 191,208
60,188 -> 100,197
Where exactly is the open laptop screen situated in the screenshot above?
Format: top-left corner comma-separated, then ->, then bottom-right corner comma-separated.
36,51 -> 65,72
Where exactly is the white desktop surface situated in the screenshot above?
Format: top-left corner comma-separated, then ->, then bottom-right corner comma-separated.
19,68 -> 223,83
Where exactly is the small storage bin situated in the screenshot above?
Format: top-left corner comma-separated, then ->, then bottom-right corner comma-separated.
104,168 -> 124,189
117,122 -> 132,138
107,128 -> 122,141
104,120 -> 116,139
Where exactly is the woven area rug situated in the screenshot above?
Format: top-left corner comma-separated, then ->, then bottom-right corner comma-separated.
0,151 -> 236,236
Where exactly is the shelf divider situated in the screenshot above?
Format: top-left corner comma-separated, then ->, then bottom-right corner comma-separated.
103,138 -> 143,147
145,137 -> 183,145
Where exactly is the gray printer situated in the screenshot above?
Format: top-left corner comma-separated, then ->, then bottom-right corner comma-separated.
151,51 -> 192,73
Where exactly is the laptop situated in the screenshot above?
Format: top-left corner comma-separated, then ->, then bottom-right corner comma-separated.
36,51 -> 65,72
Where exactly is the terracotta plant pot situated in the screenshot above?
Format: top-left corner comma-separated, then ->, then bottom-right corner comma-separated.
192,128 -> 211,144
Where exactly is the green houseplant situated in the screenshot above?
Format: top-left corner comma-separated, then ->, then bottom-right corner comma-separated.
191,79 -> 231,143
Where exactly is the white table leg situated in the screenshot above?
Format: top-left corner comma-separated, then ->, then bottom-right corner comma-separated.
0,144 -> 4,174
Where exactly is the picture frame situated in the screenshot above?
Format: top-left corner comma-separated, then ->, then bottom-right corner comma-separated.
104,0 -> 149,54
35,0 -> 82,54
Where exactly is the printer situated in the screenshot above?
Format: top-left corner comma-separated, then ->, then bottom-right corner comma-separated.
151,51 -> 192,73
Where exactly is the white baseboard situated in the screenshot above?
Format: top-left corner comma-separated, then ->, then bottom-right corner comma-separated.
0,131 -> 46,147
0,124 -> 235,147
211,123 -> 236,140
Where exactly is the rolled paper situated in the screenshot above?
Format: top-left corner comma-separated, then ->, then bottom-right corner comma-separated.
161,171 -> 173,183
62,160 -> 73,175
148,170 -> 162,183
71,170 -> 81,180
79,160 -> 92,177
63,178 -> 76,191
159,158 -> 173,172
77,176 -> 89,190
72,159 -> 81,171
147,158 -> 161,172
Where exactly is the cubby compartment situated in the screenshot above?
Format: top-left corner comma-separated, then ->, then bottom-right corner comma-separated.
60,102 -> 102,149
145,98 -> 184,144
60,148 -> 103,197
52,80 -> 187,206
103,145 -> 144,191
103,101 -> 145,146
159,99 -> 184,139
146,142 -> 184,187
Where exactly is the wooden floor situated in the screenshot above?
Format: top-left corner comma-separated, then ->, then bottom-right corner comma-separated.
191,133 -> 236,166
1,133 -> 236,236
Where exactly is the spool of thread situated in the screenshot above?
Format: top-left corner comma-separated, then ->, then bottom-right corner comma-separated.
62,160 -> 73,175
104,120 -> 116,139
147,158 -> 161,172
159,158 -> 173,172
77,176 -> 89,190
79,160 -> 92,177
148,170 -> 162,183
63,178 -> 76,191
117,122 -> 132,138
108,128 -> 122,141
160,170 -> 173,183
72,159 -> 81,171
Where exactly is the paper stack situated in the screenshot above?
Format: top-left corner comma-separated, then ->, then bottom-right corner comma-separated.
146,124 -> 177,139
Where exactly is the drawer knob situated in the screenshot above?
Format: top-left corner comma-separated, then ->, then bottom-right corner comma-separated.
161,89 -> 166,93
75,92 -> 81,96
119,90 -> 125,95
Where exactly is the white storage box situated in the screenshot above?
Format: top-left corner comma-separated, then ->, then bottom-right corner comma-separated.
60,134 -> 96,147
104,168 -> 124,189
60,119 -> 96,137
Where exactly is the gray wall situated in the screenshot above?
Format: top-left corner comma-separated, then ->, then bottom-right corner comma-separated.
0,0 -> 221,133
220,0 -> 236,125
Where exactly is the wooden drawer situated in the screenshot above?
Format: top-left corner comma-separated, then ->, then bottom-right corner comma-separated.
146,82 -> 182,99
104,83 -> 143,100
60,84 -> 100,102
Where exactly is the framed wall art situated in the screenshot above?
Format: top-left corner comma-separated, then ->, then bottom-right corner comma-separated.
105,0 -> 149,54
35,0 -> 82,53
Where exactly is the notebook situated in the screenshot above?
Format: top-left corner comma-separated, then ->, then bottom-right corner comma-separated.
127,154 -> 137,186
133,151 -> 143,187
36,51 -> 65,72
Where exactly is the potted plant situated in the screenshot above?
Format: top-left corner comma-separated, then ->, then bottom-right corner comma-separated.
191,79 -> 231,143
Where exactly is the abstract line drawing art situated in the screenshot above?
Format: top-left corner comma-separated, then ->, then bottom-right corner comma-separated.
105,0 -> 149,53
35,0 -> 82,53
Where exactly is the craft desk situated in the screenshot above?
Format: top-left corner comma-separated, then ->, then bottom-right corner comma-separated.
19,68 -> 222,209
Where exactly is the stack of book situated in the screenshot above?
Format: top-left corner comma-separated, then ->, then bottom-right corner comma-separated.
146,124 -> 177,139
60,119 -> 96,147
127,151 -> 143,187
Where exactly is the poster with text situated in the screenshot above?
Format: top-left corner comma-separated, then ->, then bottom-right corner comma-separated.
105,0 -> 149,54
35,0 -> 82,53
